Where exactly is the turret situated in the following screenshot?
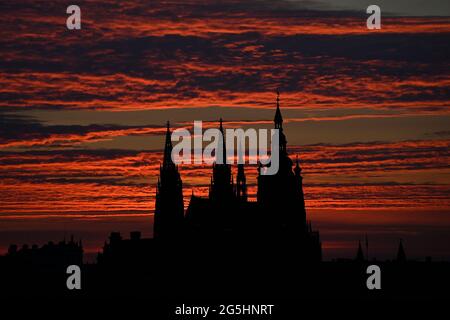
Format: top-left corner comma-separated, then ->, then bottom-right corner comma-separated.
218,118 -> 227,165
163,121 -> 174,169
273,90 -> 287,157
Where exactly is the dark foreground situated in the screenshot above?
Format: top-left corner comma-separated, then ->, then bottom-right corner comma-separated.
1,239 -> 449,318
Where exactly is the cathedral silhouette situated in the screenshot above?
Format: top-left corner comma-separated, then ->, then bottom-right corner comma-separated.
3,94 -> 450,302
154,92 -> 322,262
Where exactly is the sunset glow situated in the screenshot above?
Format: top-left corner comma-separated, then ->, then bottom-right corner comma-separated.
1,0 -> 449,260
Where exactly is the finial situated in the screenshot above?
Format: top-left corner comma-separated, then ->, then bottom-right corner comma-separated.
274,90 -> 283,128
166,121 -> 170,129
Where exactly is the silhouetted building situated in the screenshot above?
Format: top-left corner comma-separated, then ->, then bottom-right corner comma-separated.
160,92 -> 322,261
154,121 -> 184,240
5,236 -> 83,267
97,231 -> 154,266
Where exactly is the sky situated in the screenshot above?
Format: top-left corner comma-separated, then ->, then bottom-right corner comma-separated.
0,0 -> 449,261
314,0 -> 450,16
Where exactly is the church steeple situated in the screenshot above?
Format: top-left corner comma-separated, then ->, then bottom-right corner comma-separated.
163,121 -> 174,169
154,121 -> 184,240
273,90 -> 287,156
218,118 -> 227,164
210,118 -> 233,202
274,90 -> 283,129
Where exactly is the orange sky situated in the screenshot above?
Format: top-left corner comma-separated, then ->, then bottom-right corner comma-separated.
0,0 -> 449,260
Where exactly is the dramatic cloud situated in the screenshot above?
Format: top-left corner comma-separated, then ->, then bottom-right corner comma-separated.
1,0 -> 449,259
0,140 -> 448,216
1,1 -> 449,111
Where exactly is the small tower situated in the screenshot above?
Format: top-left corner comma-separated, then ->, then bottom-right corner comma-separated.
274,90 -> 283,129
274,90 -> 287,156
218,118 -> 227,165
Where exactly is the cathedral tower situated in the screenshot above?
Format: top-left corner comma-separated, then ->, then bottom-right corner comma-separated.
236,142 -> 248,202
154,122 -> 184,239
257,91 -> 306,233
209,118 -> 234,203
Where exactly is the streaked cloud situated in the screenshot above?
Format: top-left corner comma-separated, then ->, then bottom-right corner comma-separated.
1,0 -> 449,259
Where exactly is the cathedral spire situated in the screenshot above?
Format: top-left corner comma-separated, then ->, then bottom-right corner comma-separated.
396,239 -> 406,262
273,90 -> 287,155
154,121 -> 184,240
210,117 -> 233,202
163,121 -> 174,169
218,118 -> 227,164
274,90 -> 283,129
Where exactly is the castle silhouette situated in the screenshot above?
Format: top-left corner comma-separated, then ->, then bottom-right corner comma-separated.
98,92 -> 321,265
153,92 -> 322,261
3,94 -> 450,302
3,93 -> 413,269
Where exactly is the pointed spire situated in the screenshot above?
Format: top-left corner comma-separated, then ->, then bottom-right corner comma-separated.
163,121 -> 174,169
356,240 -> 365,262
218,118 -> 227,164
396,239 -> 406,262
274,89 -> 283,129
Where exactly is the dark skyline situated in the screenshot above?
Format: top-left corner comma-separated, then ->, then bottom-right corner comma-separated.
0,0 -> 449,261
